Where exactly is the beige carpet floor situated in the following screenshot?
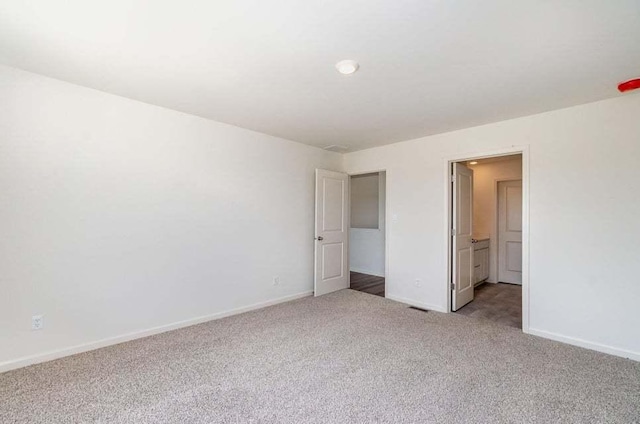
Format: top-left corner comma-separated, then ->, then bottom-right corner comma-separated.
1,290 -> 639,423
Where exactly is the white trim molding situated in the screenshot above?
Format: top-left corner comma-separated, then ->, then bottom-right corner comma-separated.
387,294 -> 448,313
0,290 -> 313,374
528,328 -> 640,362
349,267 -> 385,277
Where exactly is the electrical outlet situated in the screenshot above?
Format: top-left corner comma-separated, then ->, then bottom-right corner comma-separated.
32,315 -> 44,330
273,276 -> 280,286
414,279 -> 422,287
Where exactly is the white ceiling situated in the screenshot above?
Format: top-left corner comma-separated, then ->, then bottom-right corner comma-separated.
1,1 -> 639,152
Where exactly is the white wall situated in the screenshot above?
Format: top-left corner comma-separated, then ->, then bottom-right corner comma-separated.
0,65 -> 342,370
350,172 -> 386,277
471,156 -> 522,283
351,173 -> 379,229
2,62 -> 639,367
344,93 -> 640,360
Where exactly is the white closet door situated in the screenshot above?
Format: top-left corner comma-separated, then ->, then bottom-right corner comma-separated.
498,180 -> 523,284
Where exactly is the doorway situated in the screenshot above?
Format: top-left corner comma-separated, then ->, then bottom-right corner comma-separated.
447,151 -> 528,330
349,172 -> 386,297
313,169 -> 387,299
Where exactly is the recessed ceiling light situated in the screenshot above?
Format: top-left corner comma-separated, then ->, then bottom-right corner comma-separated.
335,60 -> 359,75
469,161 -> 478,165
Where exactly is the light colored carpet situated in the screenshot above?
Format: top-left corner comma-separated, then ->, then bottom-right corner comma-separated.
1,290 -> 639,423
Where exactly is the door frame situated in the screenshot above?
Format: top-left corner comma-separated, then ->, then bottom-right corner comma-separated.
348,169 -> 389,297
444,146 -> 530,333
494,178 -> 523,285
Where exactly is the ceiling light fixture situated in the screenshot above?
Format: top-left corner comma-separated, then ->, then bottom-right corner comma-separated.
335,60 -> 359,75
469,161 -> 478,165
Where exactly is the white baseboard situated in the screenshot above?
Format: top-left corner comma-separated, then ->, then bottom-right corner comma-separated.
386,294 -> 447,313
349,267 -> 385,277
0,290 -> 313,374
528,327 -> 640,362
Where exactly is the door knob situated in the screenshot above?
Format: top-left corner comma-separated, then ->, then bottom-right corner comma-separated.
315,236 -> 324,241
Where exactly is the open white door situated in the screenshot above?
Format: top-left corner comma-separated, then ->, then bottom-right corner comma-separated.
452,163 -> 474,311
498,180 -> 523,284
314,169 -> 350,296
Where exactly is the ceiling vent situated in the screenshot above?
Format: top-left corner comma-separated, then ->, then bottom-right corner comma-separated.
323,145 -> 349,153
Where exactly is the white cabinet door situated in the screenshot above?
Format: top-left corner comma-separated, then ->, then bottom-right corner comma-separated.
474,249 -> 482,284
474,247 -> 489,284
480,249 -> 489,281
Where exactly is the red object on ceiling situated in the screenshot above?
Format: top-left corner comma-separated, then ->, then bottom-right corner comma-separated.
618,79 -> 640,93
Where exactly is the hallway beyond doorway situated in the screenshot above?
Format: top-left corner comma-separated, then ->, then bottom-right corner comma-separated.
454,283 -> 521,328
350,272 -> 385,297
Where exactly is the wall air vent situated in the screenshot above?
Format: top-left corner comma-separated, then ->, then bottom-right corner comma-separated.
323,145 -> 349,153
